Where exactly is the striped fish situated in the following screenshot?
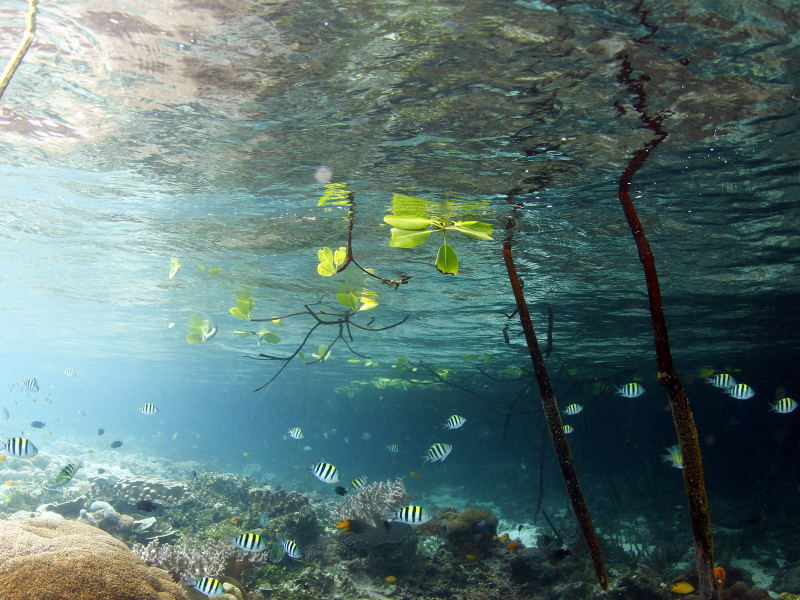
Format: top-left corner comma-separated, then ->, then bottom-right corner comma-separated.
63,368 -> 76,377
1,437 -> 38,458
137,403 -> 159,415
386,505 -> 432,525
705,373 -> 735,389
226,533 -> 268,552
424,443 -> 452,463
726,384 -> 755,400
350,476 -> 368,492
20,378 -> 38,393
769,397 -> 797,414
280,538 -> 302,559
310,462 -> 340,483
443,415 -> 467,430
288,428 -> 304,440
186,576 -> 225,597
54,461 -> 82,485
563,404 -> 583,415
562,425 -> 574,434
385,444 -> 399,453
615,383 -> 645,398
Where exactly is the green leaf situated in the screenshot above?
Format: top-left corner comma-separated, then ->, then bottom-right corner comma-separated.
333,247 -> 347,267
256,331 -> 281,344
197,264 -> 205,271
383,216 -> 434,230
357,295 -> 378,311
452,221 -> 494,240
348,359 -> 361,363
318,247 -> 334,264
298,351 -> 305,362
208,267 -> 221,275
318,345 -> 326,356
436,242 -> 458,275
391,194 -> 429,217
389,228 -> 433,248
169,258 -> 181,279
186,332 -> 203,344
484,352 -> 491,364
233,331 -> 255,338
463,354 -> 479,362
230,308 -> 248,320
230,296 -> 254,320
317,261 -> 336,277
336,292 -> 359,311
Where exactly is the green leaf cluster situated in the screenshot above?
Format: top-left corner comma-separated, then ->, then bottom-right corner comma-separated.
187,315 -> 217,344
318,183 -> 352,207
317,247 -> 347,277
233,329 -> 281,345
230,294 -> 254,321
335,288 -> 378,313
383,194 -> 494,275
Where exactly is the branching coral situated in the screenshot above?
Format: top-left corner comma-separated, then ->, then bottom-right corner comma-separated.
329,479 -> 411,546
132,538 -> 267,582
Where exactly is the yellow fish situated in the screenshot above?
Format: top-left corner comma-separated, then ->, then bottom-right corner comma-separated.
670,582 -> 695,594
172,433 -> 178,440
410,471 -> 420,479
385,576 -> 396,583
243,452 -> 250,457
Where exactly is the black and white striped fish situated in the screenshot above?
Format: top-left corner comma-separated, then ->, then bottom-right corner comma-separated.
705,373 -> 735,389
1,437 -> 38,458
385,444 -> 399,453
20,378 -> 38,393
384,505 -> 432,525
288,428 -> 304,440
280,538 -> 303,559
226,533 -> 268,552
727,384 -> 755,400
563,404 -> 583,415
350,476 -> 368,492
54,461 -> 82,485
423,443 -> 452,463
562,425 -> 574,434
63,368 -> 76,377
137,403 -> 159,415
615,383 -> 645,398
769,397 -> 797,414
186,575 -> 225,597
443,415 -> 467,430
310,462 -> 340,483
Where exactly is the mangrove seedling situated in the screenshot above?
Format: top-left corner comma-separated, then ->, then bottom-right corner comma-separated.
186,314 -> 217,344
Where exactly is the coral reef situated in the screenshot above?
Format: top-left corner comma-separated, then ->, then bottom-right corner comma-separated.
133,538 -> 267,582
438,507 -> 499,559
247,488 -> 323,548
90,475 -> 190,507
0,519 -> 184,600
329,479 -> 411,546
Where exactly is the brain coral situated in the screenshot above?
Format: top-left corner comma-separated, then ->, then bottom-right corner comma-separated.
0,519 -> 185,600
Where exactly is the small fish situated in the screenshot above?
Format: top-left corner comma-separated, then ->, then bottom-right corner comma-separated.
727,383 -> 755,400
705,374 -> 735,389
110,441 -> 123,448
0,454 -> 6,462
227,533 -> 268,552
268,541 -> 286,563
288,428 -> 304,440
385,576 -> 397,583
229,518 -> 239,526
410,471 -> 420,479
336,519 -> 369,534
1,437 -> 38,458
63,368 -> 76,377
384,505 -> 432,525
20,378 -> 38,393
192,469 -> 198,479
45,430 -> 52,435
97,468 -> 105,474
310,462 -> 340,483
258,512 -> 270,527
4,480 -> 14,486
137,403 -> 159,415
334,486 -> 348,496
563,404 -> 583,415
443,415 -> 467,430
670,582 -> 695,594
302,445 -> 312,451
350,476 -> 368,492
424,443 -> 453,463
54,461 -> 82,485
661,444 -> 683,469
615,383 -> 645,398
172,433 -> 178,440
135,500 -> 160,512
386,444 -> 400,453
77,410 -> 86,416
2,407 -> 8,420
243,452 -> 250,457
562,425 -> 574,434
361,432 -> 371,440
30,421 -> 45,429
186,575 -> 225,597
769,398 -> 798,414
280,538 -> 302,559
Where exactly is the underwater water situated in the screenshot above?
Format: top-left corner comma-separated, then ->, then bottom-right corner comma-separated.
1,0 -> 800,597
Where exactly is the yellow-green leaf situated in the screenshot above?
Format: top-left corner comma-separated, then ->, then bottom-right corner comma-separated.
197,264 -> 205,271
452,221 -> 494,240
336,292 -> 359,311
391,194 -> 429,217
389,228 -> 433,248
334,247 -> 347,267
318,247 -> 334,264
436,242 -> 458,275
348,359 -> 361,363
384,216 -> 434,230
208,267 -> 221,275
484,352 -> 491,364
463,354 -> 479,362
318,261 -> 336,277
169,258 -> 181,279
358,296 -> 378,311
186,332 -> 203,344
